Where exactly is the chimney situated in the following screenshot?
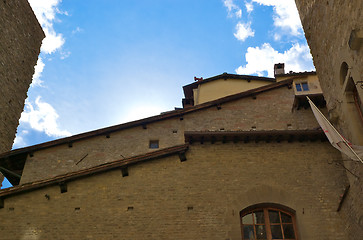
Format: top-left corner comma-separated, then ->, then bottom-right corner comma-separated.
274,63 -> 285,76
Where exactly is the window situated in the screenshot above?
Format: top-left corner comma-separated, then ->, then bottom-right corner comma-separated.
295,82 -> 309,92
353,86 -> 363,122
149,140 -> 159,149
345,77 -> 363,125
340,62 -> 349,86
241,206 -> 297,240
301,82 -> 309,91
340,62 -> 363,125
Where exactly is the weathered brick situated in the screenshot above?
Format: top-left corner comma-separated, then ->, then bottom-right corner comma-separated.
20,86 -> 323,184
0,142 -> 350,239
0,0 -> 43,186
295,1 -> 363,238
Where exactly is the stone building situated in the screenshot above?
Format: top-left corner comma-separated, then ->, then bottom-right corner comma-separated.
0,1 -> 44,187
294,1 -> 363,238
0,66 -> 354,239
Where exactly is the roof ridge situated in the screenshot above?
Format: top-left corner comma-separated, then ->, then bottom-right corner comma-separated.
0,78 -> 293,158
183,72 -> 276,89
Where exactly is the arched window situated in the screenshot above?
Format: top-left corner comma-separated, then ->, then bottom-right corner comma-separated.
240,204 -> 298,240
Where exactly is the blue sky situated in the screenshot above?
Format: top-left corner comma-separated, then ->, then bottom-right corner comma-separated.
2,0 -> 314,189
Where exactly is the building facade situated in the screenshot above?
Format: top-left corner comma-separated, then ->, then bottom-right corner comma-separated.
0,0 -> 44,187
294,1 -> 363,238
0,69 -> 355,239
0,1 -> 359,238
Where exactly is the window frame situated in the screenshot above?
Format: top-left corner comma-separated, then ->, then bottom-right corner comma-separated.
295,82 -> 309,92
149,140 -> 159,149
240,205 -> 298,240
353,86 -> 363,124
340,62 -> 363,126
301,82 -> 309,91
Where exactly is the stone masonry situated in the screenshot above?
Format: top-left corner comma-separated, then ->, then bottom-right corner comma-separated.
0,0 -> 44,186
19,85 -> 323,184
0,142 -> 349,239
0,79 -> 353,239
294,1 -> 363,238
0,1 -> 356,238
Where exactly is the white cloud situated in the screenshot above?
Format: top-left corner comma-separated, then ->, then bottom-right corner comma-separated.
235,9 -> 242,18
41,28 -> 65,54
235,43 -> 315,77
72,27 -> 83,35
20,97 -> 71,137
273,33 -> 281,41
31,57 -> 45,87
28,0 -> 59,26
223,0 -> 242,18
245,1 -> 254,13
60,51 -> 71,60
252,0 -> 303,36
12,131 -> 28,149
28,0 -> 67,87
28,0 -> 66,54
234,22 -> 255,41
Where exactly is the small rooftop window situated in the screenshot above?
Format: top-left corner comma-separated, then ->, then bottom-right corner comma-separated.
149,140 -> 159,149
302,82 -> 309,91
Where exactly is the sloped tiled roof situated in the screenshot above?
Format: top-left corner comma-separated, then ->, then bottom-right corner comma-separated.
275,71 -> 316,77
183,73 -> 276,100
0,144 -> 189,198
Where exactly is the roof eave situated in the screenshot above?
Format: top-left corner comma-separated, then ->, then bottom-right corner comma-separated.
0,78 -> 293,161
275,71 -> 316,77
0,144 -> 189,198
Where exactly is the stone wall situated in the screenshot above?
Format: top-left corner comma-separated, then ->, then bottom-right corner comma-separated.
0,0 -> 44,186
20,85 -> 323,184
294,0 -> 363,238
0,142 -> 350,239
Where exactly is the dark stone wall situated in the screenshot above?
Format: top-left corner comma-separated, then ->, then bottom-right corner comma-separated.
295,1 -> 363,238
0,0 -> 44,186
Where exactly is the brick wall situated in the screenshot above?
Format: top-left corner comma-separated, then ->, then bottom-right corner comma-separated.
20,86 -> 323,184
0,142 -> 350,239
0,0 -> 44,186
294,1 -> 363,238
